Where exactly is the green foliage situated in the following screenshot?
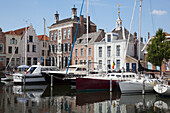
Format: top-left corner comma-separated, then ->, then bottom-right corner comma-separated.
146,28 -> 170,68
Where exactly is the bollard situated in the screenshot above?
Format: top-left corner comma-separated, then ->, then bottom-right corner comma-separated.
51,75 -> 53,87
142,80 -> 145,95
110,79 -> 112,92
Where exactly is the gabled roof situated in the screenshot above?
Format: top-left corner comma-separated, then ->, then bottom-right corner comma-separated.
75,30 -> 104,45
112,26 -> 134,42
5,27 -> 29,36
37,35 -> 49,41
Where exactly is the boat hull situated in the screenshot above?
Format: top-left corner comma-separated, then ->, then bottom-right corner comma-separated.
119,79 -> 155,94
76,77 -> 120,91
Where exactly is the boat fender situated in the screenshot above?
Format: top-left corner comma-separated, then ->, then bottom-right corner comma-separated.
153,80 -> 156,86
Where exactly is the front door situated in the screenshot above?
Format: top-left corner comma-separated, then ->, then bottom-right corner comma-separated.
132,63 -> 136,73
126,63 -> 130,72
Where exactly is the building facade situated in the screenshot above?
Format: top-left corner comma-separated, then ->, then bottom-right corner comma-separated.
142,32 -> 170,75
71,29 -> 105,70
37,35 -> 50,66
48,5 -> 97,69
0,28 -> 6,70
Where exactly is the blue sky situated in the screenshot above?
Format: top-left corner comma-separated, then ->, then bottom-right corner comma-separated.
0,0 -> 169,42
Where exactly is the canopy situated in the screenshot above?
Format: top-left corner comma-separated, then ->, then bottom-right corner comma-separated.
17,65 -> 29,69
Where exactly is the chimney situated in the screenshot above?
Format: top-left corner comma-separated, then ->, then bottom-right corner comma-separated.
148,32 -> 150,39
72,5 -> 77,19
55,11 -> 59,23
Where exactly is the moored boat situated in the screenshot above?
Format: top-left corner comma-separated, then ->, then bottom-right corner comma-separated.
76,72 -> 137,91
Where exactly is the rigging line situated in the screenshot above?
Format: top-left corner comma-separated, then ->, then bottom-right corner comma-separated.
122,0 -> 137,70
149,0 -> 155,33
66,0 -> 85,76
5,34 -> 24,71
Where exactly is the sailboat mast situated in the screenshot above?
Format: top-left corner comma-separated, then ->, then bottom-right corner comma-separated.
86,0 -> 89,75
43,18 -> 46,66
138,0 -> 142,71
25,21 -> 27,65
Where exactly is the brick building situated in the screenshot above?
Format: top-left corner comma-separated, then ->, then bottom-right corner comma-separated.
142,32 -> 170,76
48,5 -> 97,69
72,29 -> 105,70
0,28 -> 6,70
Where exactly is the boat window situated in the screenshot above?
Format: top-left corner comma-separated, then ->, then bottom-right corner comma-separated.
76,68 -> 81,71
111,74 -> 115,76
126,75 -> 128,77
130,75 -> 132,77
123,75 -> 125,78
116,75 -> 121,77
28,67 -> 37,74
107,74 -> 110,77
132,75 -> 135,77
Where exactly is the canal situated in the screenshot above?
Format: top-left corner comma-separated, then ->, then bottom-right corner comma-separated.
0,74 -> 169,112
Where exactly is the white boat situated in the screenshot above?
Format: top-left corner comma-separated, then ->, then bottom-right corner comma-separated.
154,80 -> 170,96
119,78 -> 159,94
13,63 -> 57,84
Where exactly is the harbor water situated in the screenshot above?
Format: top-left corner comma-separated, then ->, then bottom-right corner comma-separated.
0,74 -> 170,113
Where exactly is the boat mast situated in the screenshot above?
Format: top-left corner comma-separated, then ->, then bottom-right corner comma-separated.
25,21 -> 27,65
43,18 -> 46,66
138,0 -> 142,75
86,0 -> 89,75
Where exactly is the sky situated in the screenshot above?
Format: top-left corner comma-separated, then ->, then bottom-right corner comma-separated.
0,0 -> 169,43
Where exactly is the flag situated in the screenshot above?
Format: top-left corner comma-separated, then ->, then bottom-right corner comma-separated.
112,61 -> 115,69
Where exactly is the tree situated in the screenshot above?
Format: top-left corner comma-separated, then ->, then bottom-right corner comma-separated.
146,28 -> 170,76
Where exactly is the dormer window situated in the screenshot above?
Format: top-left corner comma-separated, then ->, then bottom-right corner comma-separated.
107,34 -> 111,42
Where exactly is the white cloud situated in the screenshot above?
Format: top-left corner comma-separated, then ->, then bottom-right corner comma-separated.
151,9 -> 167,16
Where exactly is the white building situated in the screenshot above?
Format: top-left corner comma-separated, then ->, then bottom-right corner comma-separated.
94,13 -> 140,72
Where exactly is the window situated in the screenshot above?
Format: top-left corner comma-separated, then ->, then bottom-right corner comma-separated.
166,61 -> 169,70
59,30 -> 61,39
89,48 -> 91,56
68,43 -> 71,52
0,44 -> 3,53
63,44 -> 66,53
68,29 -> 71,39
107,60 -> 111,69
80,60 -> 82,64
27,44 -> 29,52
6,58 -> 9,66
42,50 -> 44,56
89,60 -> 92,69
99,60 -> 102,69
0,57 -> 4,61
11,58 -> 15,66
107,46 -> 111,57
75,60 -> 78,65
147,62 -> 152,70
116,45 -> 120,56
63,57 -> 66,67
81,48 -> 83,56
15,47 -> 18,54
107,34 -> 111,42
116,60 -> 120,69
54,31 -> 57,41
156,66 -> 160,70
32,45 -> 36,52
58,43 -> 61,52
55,44 -> 57,53
99,47 -> 102,57
33,58 -> 37,65
50,32 -> 53,41
52,45 -> 54,53
63,29 -> 66,39
16,58 -> 20,66
75,49 -> 78,57
29,36 -> 33,42
8,46 -> 12,53
27,57 -> 31,65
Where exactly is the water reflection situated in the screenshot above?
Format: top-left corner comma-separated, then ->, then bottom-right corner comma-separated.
0,81 -> 167,113
154,97 -> 170,112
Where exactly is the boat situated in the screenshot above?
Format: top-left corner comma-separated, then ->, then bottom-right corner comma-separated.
1,71 -> 13,81
41,64 -> 87,85
13,62 -> 57,84
76,72 -> 137,91
153,79 -> 170,96
119,78 -> 160,94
